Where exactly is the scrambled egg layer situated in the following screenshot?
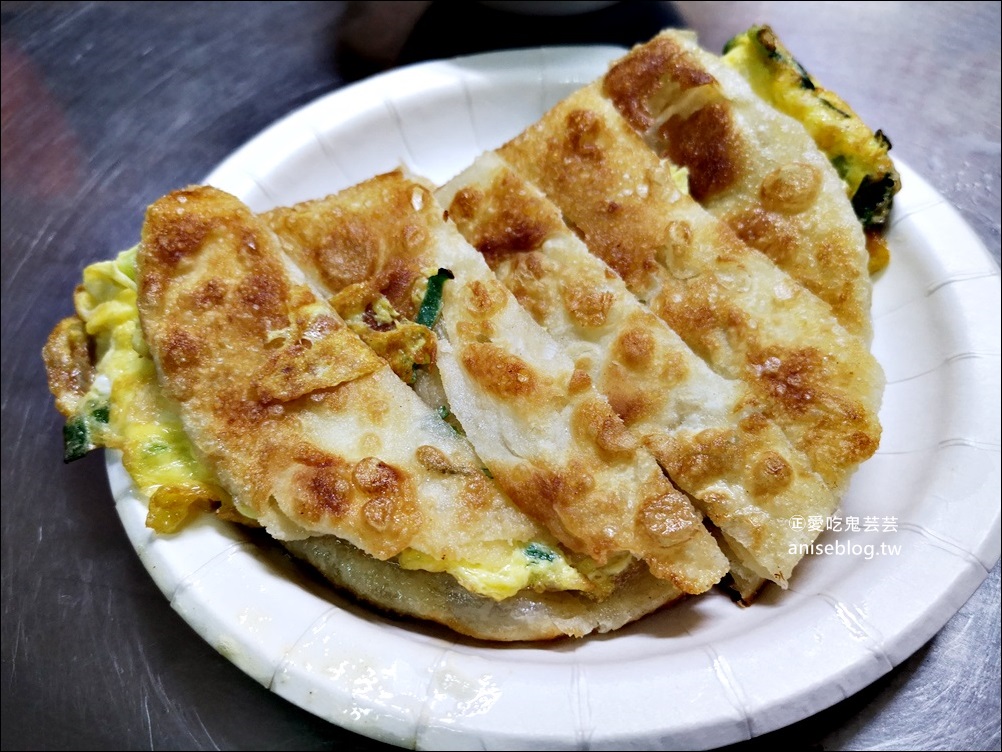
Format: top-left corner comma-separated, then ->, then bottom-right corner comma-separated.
723,26 -> 899,271
59,251 -> 619,601
329,282 -> 437,384
399,542 -> 633,601
71,248 -> 231,532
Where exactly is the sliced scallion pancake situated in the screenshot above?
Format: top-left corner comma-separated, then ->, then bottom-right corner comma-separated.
497,82 -> 884,503
438,151 -> 839,588
603,29 -> 875,341
264,171 -> 729,595
131,183 -> 682,640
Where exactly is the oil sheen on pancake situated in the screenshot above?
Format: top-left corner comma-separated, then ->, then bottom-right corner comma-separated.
603,30 -> 874,342
264,171 -> 729,595
497,83 -> 884,501
136,185 -> 688,640
438,152 -> 840,588
138,186 -> 545,560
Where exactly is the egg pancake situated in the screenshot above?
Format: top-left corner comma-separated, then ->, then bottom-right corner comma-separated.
603,30 -> 874,341
437,152 -> 838,588
44,26 -> 896,637
264,171 -> 729,595
497,83 -> 883,499
42,251 -> 234,531
131,184 -> 687,640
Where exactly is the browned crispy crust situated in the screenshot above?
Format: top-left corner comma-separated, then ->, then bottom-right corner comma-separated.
134,184 -> 684,641
48,28 -> 892,637
602,31 -> 873,342
264,171 -> 729,595
139,186 -> 391,538
497,84 -> 883,495
439,154 -> 843,586
137,186 -> 543,556
264,172 -> 431,320
42,315 -> 95,419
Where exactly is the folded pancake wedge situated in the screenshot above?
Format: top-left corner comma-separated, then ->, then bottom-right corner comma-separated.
603,30 -> 873,341
497,83 -> 883,498
438,152 -> 838,587
265,171 -> 728,595
135,184 -> 684,641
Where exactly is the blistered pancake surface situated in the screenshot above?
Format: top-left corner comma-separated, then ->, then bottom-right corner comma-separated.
498,84 -> 883,498
265,171 -> 729,595
137,186 -> 556,567
439,153 -> 842,585
604,30 -> 873,342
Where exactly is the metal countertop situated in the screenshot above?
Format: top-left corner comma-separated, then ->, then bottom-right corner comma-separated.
3,2 -> 999,749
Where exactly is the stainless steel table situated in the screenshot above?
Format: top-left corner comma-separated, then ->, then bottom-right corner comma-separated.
3,2 -> 999,749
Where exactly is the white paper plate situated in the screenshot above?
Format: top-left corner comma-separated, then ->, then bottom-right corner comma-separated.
108,47 -> 1002,750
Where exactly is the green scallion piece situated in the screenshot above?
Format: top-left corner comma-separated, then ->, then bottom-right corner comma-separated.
415,268 -> 454,328
63,417 -> 92,463
525,542 -> 556,562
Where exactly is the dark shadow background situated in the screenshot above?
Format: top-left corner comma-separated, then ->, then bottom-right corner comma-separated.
336,0 -> 684,81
